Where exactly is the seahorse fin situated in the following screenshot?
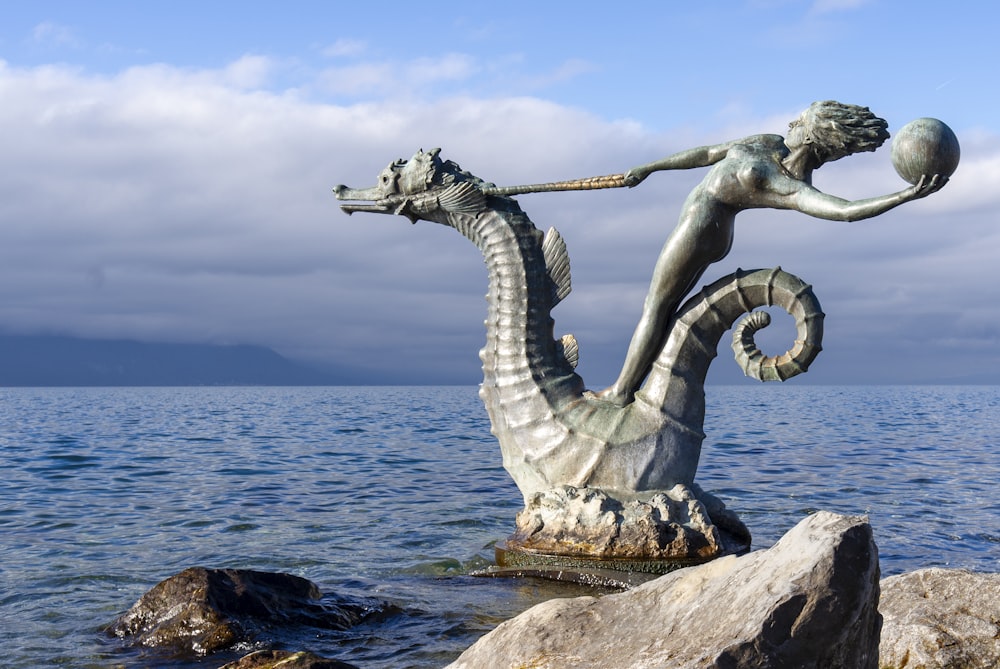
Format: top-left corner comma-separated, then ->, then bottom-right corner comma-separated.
542,227 -> 572,306
556,333 -> 579,369
437,181 -> 487,214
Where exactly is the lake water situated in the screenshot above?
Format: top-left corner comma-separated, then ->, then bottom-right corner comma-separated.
2,385 -> 998,668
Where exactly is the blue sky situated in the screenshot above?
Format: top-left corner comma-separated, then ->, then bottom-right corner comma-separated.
1,1 -> 998,384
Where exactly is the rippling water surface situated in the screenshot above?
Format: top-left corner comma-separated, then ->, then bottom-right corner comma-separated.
2,385 -> 998,667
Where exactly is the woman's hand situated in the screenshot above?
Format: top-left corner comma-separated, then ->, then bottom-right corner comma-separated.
623,166 -> 651,187
907,173 -> 949,200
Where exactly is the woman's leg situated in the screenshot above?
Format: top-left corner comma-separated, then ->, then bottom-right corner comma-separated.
600,238 -> 705,405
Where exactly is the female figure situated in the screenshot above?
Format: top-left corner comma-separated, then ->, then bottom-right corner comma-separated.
600,100 -> 947,406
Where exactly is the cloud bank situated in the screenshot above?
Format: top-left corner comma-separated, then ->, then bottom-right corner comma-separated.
1,56 -> 997,385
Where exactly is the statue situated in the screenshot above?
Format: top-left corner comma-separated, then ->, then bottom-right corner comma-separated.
601,101 -> 948,406
334,102 -> 956,573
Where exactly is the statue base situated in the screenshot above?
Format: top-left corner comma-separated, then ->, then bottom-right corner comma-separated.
496,483 -> 750,576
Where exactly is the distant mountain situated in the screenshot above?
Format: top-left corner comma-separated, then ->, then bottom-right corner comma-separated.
0,335 -> 345,386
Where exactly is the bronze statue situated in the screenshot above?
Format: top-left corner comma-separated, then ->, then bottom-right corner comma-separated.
334,102 -> 956,571
600,101 -> 948,406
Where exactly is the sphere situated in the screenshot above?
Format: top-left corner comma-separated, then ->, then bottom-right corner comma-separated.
891,118 -> 960,185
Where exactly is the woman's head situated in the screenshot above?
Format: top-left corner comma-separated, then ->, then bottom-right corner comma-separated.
791,100 -> 890,164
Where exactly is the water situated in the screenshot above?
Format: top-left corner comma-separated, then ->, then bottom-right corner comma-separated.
1,385 -> 997,668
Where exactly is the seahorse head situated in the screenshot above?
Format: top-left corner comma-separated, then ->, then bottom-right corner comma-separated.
335,148 -> 493,222
379,148 -> 441,198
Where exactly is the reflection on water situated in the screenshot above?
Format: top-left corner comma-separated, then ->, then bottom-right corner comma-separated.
1,385 -> 997,668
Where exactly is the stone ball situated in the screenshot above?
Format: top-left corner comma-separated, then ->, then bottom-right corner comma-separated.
890,118 -> 960,185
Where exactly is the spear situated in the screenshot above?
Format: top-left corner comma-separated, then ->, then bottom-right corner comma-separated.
480,173 -> 628,196
336,172 -> 630,216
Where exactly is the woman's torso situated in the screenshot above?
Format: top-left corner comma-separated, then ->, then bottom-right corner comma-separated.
672,134 -> 793,261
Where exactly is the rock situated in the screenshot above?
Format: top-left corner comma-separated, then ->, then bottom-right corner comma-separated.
879,568 -> 1000,669
449,511 -> 881,669
109,567 -> 376,656
504,483 -> 751,562
219,649 -> 359,668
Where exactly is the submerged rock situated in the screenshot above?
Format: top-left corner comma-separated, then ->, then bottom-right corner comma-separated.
219,649 -> 359,668
109,567 -> 378,657
879,568 -> 1000,669
449,511 -> 881,669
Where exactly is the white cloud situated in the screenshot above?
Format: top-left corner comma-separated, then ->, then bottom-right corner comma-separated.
316,53 -> 478,98
321,38 -> 367,58
521,58 -> 598,90
31,21 -> 79,47
407,53 -> 478,85
316,60 -> 396,96
221,54 -> 275,89
810,0 -> 870,13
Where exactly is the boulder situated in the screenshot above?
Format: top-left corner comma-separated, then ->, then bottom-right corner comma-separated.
109,567 -> 378,657
504,483 -> 751,562
449,511 -> 881,669
879,568 -> 1000,669
219,649 -> 358,668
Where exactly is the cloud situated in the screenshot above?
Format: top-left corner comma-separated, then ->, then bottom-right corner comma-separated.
321,38 -> 367,58
0,59 -> 635,367
221,55 -> 275,89
31,21 -> 80,48
0,57 -> 997,385
316,53 -> 478,98
520,58 -> 599,90
810,0 -> 871,13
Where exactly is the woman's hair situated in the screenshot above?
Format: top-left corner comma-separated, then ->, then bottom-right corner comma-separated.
797,100 -> 890,164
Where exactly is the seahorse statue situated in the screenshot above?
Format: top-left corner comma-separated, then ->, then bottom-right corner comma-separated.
335,149 -> 824,567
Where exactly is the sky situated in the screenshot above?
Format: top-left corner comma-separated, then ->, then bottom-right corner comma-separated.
1,1 -> 998,386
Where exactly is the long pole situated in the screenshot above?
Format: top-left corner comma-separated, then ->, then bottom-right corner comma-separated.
480,173 -> 627,196
338,172 -> 631,215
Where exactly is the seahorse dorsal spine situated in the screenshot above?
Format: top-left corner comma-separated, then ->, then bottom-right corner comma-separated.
541,227 -> 571,306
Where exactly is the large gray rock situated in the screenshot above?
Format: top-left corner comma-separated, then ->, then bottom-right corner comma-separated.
449,511 -> 881,669
879,568 -> 1000,669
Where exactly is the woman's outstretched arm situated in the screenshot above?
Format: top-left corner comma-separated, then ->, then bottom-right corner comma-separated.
778,174 -> 948,222
624,138 -> 746,186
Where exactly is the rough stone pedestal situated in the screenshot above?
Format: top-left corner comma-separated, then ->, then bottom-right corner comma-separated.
497,483 -> 751,575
